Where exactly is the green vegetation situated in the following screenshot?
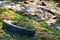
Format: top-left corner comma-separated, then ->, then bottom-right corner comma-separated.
40,22 -> 60,38
6,0 -> 12,2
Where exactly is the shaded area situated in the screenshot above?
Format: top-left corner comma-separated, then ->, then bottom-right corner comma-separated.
3,29 -> 34,40
51,22 -> 60,31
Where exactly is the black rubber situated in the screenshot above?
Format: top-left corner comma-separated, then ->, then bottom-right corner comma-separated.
2,20 -> 35,36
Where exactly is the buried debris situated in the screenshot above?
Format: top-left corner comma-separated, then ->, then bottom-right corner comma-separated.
2,20 -> 35,36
